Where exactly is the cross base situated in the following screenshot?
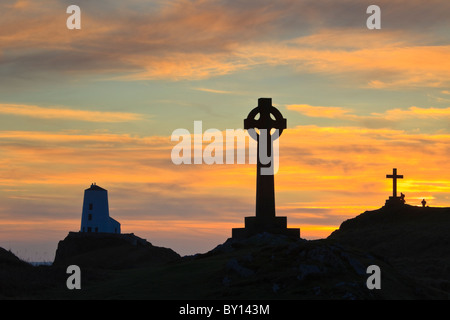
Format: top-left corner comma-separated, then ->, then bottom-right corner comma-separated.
232,216 -> 300,240
385,196 -> 405,207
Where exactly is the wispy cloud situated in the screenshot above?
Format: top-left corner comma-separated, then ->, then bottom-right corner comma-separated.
373,106 -> 450,120
193,87 -> 235,94
0,103 -> 145,122
288,104 -> 450,126
286,104 -> 353,119
2,1 -> 449,87
236,39 -> 450,89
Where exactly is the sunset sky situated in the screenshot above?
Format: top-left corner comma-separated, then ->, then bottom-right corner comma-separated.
1,0 -> 450,262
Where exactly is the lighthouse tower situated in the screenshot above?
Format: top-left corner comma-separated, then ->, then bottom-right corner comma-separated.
80,183 -> 121,234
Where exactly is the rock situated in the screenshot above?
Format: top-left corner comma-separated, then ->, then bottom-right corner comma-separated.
340,252 -> 366,275
272,283 -> 280,293
329,204 -> 450,296
297,264 -> 322,281
313,286 -> 321,295
226,258 -> 255,278
222,276 -> 231,286
53,232 -> 180,269
342,292 -> 356,300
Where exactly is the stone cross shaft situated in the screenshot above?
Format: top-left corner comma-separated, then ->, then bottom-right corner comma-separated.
232,98 -> 299,240
244,98 -> 286,221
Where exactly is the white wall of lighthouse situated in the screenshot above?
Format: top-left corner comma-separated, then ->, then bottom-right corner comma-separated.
80,183 -> 120,234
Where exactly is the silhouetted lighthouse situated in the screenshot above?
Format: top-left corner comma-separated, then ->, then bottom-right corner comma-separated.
80,183 -> 121,234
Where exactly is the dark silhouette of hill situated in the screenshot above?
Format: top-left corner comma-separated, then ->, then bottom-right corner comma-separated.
0,247 -> 31,298
0,247 -> 67,299
54,232 -> 181,269
0,232 -> 181,298
329,204 -> 450,296
33,233 -> 436,299
3,204 -> 450,299
0,247 -> 30,268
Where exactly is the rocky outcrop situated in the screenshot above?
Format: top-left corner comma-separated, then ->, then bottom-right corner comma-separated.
54,232 -> 180,269
193,232 -> 432,299
329,204 -> 450,296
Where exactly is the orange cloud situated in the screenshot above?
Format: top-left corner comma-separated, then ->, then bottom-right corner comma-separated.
376,106 -> 450,120
119,53 -> 249,81
286,104 -> 353,119
0,103 -> 145,122
193,87 -> 236,94
287,104 -> 450,125
234,40 -> 450,88
3,1 -> 449,87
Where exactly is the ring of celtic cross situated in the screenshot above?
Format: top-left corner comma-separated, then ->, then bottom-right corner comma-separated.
244,105 -> 287,141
